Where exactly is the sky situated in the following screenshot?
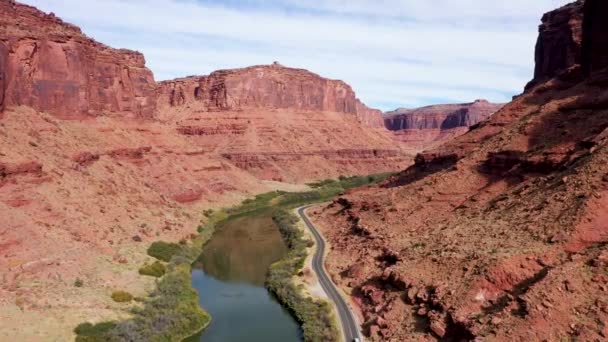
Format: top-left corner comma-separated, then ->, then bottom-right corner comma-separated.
22,0 -> 573,111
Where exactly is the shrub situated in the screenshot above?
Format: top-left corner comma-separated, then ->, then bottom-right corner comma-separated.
147,241 -> 182,262
306,178 -> 338,189
111,291 -> 133,303
267,210 -> 339,342
138,261 -> 166,278
74,278 -> 84,287
74,321 -> 117,342
76,261 -> 210,342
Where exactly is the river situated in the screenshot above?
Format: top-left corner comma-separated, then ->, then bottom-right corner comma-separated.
185,213 -> 302,342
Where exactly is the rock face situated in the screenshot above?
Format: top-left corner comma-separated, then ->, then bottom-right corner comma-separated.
0,0 -> 157,119
0,1 -> 384,126
527,0 -> 584,89
582,0 -> 608,75
384,100 -> 502,131
383,100 -> 503,151
156,63 -> 384,127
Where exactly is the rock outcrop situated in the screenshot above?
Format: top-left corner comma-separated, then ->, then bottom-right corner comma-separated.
0,1 -> 386,127
384,100 -> 502,131
383,100 -> 503,151
527,0 -> 584,89
156,63 -> 384,127
0,0 -> 157,119
582,0 -> 608,75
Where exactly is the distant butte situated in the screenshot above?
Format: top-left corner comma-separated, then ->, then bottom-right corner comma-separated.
384,99 -> 504,151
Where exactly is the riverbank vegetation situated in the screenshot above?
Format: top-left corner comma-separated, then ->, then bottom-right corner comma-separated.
267,210 -> 339,341
74,235 -> 212,341
138,261 -> 166,278
74,171 -> 395,341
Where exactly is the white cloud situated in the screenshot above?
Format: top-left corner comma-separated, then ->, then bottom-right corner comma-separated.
21,0 -> 573,110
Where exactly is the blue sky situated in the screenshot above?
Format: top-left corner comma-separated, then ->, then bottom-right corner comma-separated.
23,0 -> 572,111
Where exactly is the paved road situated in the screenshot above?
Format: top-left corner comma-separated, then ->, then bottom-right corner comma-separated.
297,206 -> 362,342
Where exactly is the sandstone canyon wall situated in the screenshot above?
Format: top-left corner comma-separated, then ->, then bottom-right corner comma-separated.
528,0 -> 583,89
384,99 -> 502,130
310,1 -> 608,340
383,99 -> 503,151
156,63 -> 384,127
0,0 -> 385,128
0,0 -> 156,119
582,0 -> 608,75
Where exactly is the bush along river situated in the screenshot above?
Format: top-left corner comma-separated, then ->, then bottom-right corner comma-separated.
72,173 -> 394,342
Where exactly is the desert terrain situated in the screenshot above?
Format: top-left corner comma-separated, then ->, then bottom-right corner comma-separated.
310,0 -> 608,340
0,0 -> 412,339
2,0 -> 607,341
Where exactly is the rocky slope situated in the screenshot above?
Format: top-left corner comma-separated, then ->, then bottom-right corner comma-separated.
309,1 -> 608,341
384,100 -> 503,151
0,1 -> 412,340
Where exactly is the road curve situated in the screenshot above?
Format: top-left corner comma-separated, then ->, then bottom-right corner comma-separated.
297,206 -> 362,342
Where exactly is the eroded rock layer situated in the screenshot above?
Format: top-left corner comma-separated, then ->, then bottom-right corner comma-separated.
0,0 -> 157,119
309,1 -> 608,340
384,100 -> 503,151
156,63 -> 384,128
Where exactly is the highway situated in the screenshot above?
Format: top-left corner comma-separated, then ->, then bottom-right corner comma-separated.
297,206 -> 362,342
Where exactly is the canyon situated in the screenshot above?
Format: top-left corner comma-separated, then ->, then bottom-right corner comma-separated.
384,100 -> 504,151
309,0 -> 608,340
0,1 -> 413,340
1,0 -> 602,341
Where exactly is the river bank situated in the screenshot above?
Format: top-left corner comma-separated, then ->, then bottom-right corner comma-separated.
73,172 -> 395,341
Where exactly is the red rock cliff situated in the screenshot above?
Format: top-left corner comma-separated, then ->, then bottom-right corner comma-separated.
527,0 -> 584,89
156,63 -> 384,127
582,0 -> 608,75
0,0 -> 157,119
384,100 -> 503,131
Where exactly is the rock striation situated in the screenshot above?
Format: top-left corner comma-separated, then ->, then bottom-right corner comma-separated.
384,100 -> 502,131
383,100 -> 503,151
0,0 -> 157,119
0,0 -> 384,127
156,63 -> 384,127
